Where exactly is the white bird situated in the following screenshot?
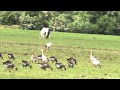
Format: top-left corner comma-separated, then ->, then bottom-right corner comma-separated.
41,49 -> 49,63
45,42 -> 52,50
90,50 -> 101,68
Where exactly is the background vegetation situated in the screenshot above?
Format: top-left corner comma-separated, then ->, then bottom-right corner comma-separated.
0,11 -> 120,35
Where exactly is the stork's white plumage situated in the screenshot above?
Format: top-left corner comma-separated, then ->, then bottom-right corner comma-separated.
41,49 -> 49,63
90,50 -> 101,67
45,42 -> 52,50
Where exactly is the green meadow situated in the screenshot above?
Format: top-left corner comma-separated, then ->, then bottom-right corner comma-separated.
0,29 -> 120,79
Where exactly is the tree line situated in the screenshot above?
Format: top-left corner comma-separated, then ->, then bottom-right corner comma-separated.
0,11 -> 120,35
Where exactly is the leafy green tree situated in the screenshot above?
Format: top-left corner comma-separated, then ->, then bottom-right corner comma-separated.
0,11 -> 120,35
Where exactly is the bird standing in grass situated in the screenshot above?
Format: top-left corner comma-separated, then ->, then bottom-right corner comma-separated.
67,57 -> 77,68
8,53 -> 15,60
89,50 -> 101,68
31,50 -> 37,63
3,60 -> 18,72
55,62 -> 66,71
37,54 -> 42,62
41,49 -> 49,63
68,62 -> 74,68
22,60 -> 32,68
50,56 -> 58,63
38,63 -> 53,70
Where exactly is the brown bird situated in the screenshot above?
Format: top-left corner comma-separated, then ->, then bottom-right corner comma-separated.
31,50 -> 37,63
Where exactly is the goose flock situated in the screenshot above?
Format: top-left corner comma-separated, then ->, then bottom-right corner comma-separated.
0,42 -> 101,72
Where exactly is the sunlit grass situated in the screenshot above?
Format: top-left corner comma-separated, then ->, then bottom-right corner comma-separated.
0,29 -> 120,79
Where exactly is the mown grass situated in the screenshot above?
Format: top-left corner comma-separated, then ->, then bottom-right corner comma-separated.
0,29 -> 120,79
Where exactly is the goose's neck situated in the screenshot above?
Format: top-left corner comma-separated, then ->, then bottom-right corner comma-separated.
41,49 -> 44,55
90,50 -> 93,56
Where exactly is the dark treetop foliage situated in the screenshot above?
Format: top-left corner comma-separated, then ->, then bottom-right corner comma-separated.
0,11 -> 120,35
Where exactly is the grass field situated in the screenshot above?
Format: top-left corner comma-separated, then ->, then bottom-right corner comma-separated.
0,29 -> 120,79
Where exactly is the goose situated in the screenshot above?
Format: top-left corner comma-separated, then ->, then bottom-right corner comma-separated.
0,53 -> 4,59
50,56 -> 58,63
38,63 -> 53,70
22,60 -> 32,68
67,57 -> 77,65
8,53 -> 15,60
31,50 -> 37,63
3,60 -> 18,71
68,62 -> 74,68
90,50 -> 101,68
41,49 -> 49,63
37,55 -> 42,62
55,62 -> 66,71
